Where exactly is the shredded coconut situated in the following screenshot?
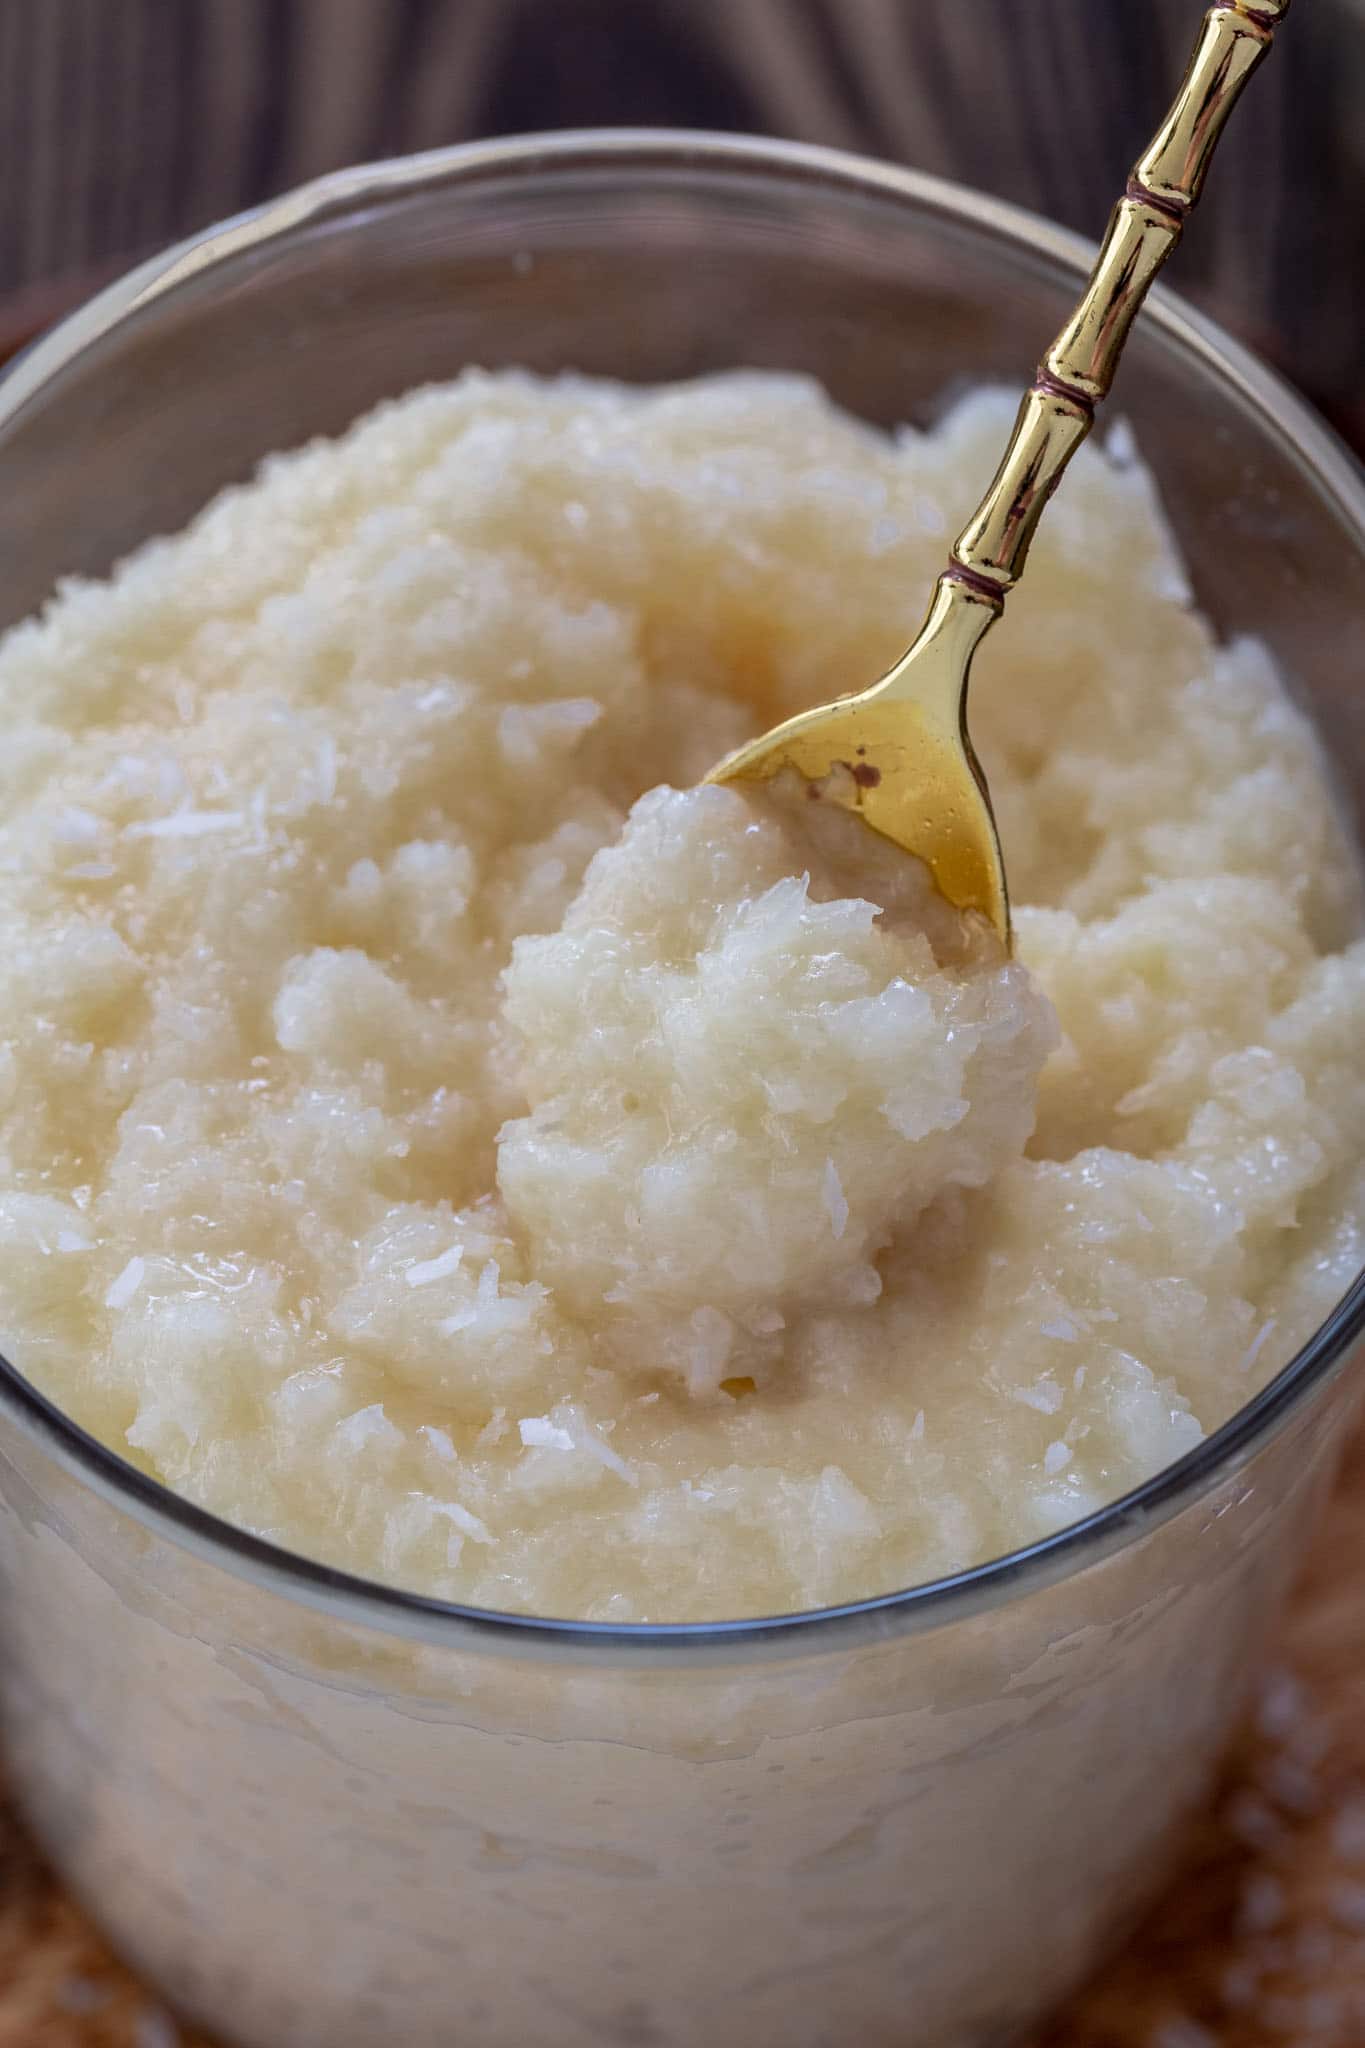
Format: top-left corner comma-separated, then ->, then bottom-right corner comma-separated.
103,1257 -> 146,1311
432,1498 -> 494,1545
124,810 -> 245,840
822,1159 -> 850,1240
519,1417 -> 576,1452
0,369 -> 1358,1621
406,1246 -> 465,1288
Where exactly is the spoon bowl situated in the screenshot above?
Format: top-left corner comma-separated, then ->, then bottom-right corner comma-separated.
708,0 -> 1289,949
708,572 -> 1009,937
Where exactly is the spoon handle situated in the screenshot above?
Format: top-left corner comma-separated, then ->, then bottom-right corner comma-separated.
946,0 -> 1289,610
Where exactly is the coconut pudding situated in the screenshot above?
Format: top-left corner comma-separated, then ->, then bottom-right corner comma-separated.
0,371 -> 1359,1620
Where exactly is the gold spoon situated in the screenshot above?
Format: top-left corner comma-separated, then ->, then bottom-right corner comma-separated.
707,0 -> 1289,948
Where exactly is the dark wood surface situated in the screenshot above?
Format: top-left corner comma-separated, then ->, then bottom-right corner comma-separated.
1,0 -> 1363,448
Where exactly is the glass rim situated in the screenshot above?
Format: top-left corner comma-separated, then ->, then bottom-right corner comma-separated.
1,126 -> 1363,1661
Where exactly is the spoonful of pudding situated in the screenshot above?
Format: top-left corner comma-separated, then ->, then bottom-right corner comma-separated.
707,0 -> 1289,947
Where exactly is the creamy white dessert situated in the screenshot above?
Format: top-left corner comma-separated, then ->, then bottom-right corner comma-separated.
0,372 -> 1360,1621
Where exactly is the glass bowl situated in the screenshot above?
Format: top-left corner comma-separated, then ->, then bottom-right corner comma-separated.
0,130 -> 1363,2048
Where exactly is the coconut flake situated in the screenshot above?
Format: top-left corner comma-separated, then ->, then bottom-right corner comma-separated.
432,1499 -> 494,1545
1238,1317 -> 1278,1376
1039,1316 -> 1079,1343
437,1306 -> 478,1335
822,1158 -> 849,1240
566,1412 -> 637,1485
334,1403 -> 403,1454
1105,417 -> 1138,469
1043,1439 -> 1072,1476
406,1245 -> 465,1288
104,1256 -> 146,1310
314,737 -> 337,803
811,1465 -> 879,1541
519,1416 -> 576,1452
477,1406 -> 508,1447
440,1257 -> 498,1333
1011,1378 -> 1064,1415
125,810 -> 244,841
438,1261 -> 541,1340
419,1424 -> 458,1462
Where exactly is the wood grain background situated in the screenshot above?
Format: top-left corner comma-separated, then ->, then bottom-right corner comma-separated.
1,0 -> 1363,448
